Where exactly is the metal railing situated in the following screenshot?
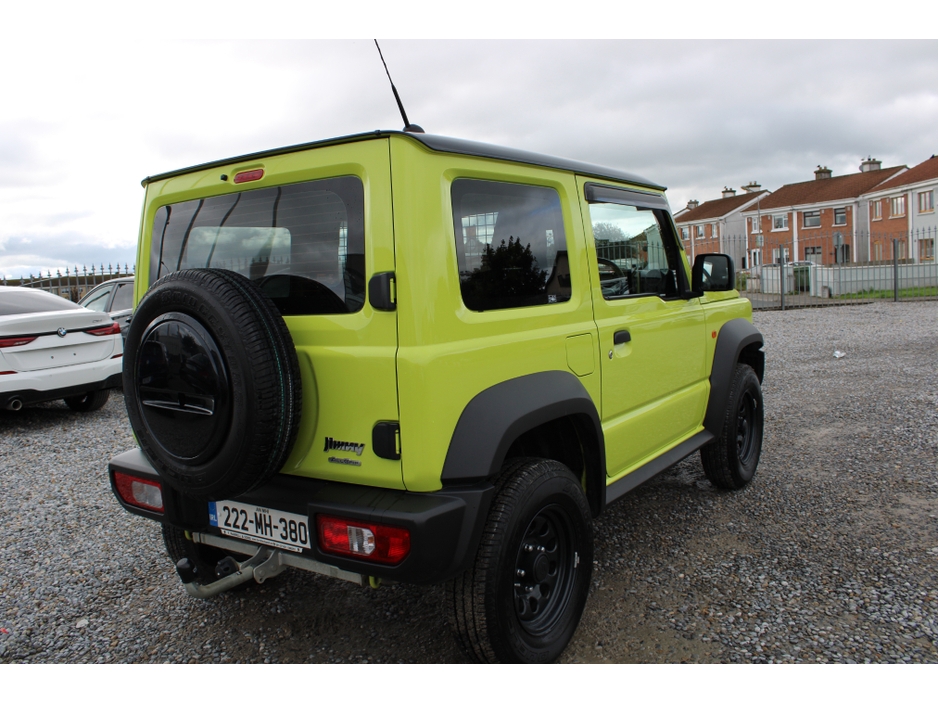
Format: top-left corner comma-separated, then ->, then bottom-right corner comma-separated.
1,264 -> 135,302
720,227 -> 937,310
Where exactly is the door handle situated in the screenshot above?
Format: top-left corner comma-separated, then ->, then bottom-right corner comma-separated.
614,330 -> 631,345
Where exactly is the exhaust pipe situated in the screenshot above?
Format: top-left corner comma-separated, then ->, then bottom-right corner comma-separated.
4,398 -> 23,411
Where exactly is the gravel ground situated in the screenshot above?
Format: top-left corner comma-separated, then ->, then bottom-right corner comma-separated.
1,300 -> 936,664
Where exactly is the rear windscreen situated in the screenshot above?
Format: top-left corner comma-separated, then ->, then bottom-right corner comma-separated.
0,289 -> 80,316
149,176 -> 365,315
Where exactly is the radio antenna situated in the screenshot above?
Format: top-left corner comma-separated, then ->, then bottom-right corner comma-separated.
374,40 -> 424,134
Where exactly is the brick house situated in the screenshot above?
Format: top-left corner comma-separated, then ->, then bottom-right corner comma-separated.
674,184 -> 769,270
742,160 -> 906,266
863,155 -> 938,263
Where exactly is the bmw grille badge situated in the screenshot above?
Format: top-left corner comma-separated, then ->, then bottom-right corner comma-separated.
57,327 -> 67,338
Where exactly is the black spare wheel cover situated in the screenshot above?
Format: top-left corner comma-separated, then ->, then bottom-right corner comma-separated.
123,269 -> 302,499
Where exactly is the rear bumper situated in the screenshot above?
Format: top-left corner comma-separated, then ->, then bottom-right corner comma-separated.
1,369 -> 122,407
108,449 -> 494,585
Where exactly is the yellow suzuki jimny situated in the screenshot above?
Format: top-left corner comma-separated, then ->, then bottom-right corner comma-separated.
109,130 -> 765,663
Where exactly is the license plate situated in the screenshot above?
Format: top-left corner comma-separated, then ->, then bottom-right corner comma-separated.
208,501 -> 311,553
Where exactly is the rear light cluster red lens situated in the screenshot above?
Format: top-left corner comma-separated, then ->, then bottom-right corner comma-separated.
86,322 -> 121,336
317,515 -> 410,565
0,336 -> 38,348
114,472 -> 164,513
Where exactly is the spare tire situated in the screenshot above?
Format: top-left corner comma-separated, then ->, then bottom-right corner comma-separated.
123,269 -> 302,499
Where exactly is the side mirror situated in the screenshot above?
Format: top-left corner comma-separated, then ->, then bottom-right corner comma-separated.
692,254 -> 735,293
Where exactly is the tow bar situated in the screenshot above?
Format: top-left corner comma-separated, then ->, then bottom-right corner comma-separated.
174,532 -> 366,598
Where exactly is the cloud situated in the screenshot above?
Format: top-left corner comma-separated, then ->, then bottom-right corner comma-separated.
0,233 -> 136,280
0,39 -> 936,276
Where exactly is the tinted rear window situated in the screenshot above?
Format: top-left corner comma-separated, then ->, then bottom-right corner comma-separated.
0,289 -> 81,316
150,176 -> 365,315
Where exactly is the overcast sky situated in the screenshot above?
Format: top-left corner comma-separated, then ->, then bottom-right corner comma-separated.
2,36 -> 936,279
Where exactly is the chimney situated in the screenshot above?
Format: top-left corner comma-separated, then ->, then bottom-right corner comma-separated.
687,199 -> 699,209
815,165 -> 832,180
741,181 -> 761,193
722,187 -> 736,199
860,156 -> 881,172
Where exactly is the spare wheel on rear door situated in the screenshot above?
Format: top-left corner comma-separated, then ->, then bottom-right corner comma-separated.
123,269 -> 302,499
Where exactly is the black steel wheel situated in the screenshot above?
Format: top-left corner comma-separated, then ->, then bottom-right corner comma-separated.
64,388 -> 110,412
446,458 -> 593,663
701,363 -> 764,490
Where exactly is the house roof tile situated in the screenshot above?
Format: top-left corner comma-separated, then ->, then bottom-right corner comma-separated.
742,166 -> 906,212
674,191 -> 767,223
867,155 -> 938,192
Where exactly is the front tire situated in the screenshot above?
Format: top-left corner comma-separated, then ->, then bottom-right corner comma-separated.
701,363 -> 764,490
447,458 -> 593,663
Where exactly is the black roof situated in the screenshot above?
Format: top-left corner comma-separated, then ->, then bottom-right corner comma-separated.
141,131 -> 663,191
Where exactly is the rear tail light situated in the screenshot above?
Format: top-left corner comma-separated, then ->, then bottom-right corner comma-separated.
85,322 -> 121,336
317,515 -> 410,565
114,472 -> 164,513
0,336 -> 38,348
0,371 -> 16,375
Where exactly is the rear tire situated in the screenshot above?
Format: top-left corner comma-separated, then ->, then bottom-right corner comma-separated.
446,458 -> 593,663
64,389 -> 110,412
701,363 -> 763,490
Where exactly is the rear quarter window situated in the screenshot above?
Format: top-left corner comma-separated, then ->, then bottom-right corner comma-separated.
451,179 -> 571,312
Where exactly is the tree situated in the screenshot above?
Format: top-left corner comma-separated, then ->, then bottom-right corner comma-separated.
461,237 -> 548,308
592,222 -> 626,241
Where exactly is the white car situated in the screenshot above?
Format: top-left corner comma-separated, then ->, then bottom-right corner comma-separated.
0,287 -> 123,412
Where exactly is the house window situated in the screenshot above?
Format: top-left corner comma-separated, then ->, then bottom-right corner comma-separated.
919,191 -> 934,213
771,247 -> 790,264
890,195 -> 906,218
772,213 -> 788,230
680,226 -> 689,241
803,211 -> 820,228
804,246 -> 823,265
750,249 -> 762,267
750,216 -> 761,234
871,200 -> 882,220
834,207 -> 847,225
921,238 -> 935,262
696,225 -> 705,239
713,224 -> 719,239
873,242 -> 884,262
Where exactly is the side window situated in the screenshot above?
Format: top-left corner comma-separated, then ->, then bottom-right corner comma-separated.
81,285 -> 113,312
150,176 -> 365,316
588,201 -> 684,300
111,283 -> 134,311
451,179 -> 570,312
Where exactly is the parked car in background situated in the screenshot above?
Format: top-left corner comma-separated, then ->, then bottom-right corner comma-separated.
0,287 -> 123,412
79,276 -> 135,341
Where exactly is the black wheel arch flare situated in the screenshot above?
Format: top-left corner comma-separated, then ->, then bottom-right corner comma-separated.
705,318 -> 765,439
440,371 -> 606,516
